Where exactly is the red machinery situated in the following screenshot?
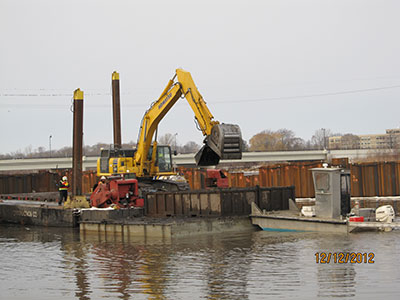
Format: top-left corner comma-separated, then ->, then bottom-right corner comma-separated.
90,177 -> 144,208
205,169 -> 229,188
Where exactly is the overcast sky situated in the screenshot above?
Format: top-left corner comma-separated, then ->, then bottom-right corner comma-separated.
1,0 -> 400,155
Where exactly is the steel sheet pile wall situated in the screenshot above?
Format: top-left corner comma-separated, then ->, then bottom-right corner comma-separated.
0,170 -> 97,195
145,186 -> 295,217
256,161 -> 322,197
350,162 -> 400,197
0,171 -> 58,194
181,162 -> 322,198
181,160 -> 400,198
2,160 -> 400,198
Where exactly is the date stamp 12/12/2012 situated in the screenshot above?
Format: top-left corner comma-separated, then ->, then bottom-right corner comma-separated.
315,252 -> 375,264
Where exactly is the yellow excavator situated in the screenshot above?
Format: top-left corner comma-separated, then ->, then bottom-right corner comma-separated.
97,69 -> 242,190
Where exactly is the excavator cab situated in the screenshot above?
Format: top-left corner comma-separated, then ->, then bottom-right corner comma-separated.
195,123 -> 242,166
147,145 -> 173,173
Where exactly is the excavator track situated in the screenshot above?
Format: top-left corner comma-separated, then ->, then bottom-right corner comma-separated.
138,178 -> 190,196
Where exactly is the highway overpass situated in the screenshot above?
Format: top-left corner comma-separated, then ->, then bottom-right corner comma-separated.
0,149 -> 392,172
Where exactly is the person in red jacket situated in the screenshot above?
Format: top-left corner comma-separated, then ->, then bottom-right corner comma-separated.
58,176 -> 69,206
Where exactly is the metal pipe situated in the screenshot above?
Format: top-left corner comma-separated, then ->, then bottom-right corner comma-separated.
112,71 -> 122,149
72,88 -> 84,196
49,135 -> 52,157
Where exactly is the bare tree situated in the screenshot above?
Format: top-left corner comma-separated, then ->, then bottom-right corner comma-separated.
242,139 -> 249,152
180,141 -> 201,153
289,137 -> 306,150
24,145 -> 33,157
277,129 -> 305,150
10,150 -> 24,159
158,133 -> 175,145
304,140 -> 313,150
311,128 -> 333,149
57,146 -> 72,157
341,134 -> 360,149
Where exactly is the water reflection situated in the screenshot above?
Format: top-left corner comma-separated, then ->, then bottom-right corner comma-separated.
317,265 -> 356,298
173,233 -> 254,299
1,225 -> 399,299
81,233 -> 171,299
92,243 -> 140,300
61,231 -> 91,300
80,231 -> 255,299
315,234 -> 356,298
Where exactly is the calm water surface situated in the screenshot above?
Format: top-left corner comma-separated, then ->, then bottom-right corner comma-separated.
0,225 -> 399,299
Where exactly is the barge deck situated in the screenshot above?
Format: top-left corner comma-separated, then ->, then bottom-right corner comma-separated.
250,202 -> 400,233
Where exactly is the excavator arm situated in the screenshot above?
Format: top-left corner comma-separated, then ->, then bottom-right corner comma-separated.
175,69 -> 218,136
135,69 -> 242,176
175,69 -> 242,165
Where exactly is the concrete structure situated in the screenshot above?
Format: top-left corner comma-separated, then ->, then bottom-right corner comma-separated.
0,156 -> 98,172
0,200 -> 77,227
80,217 -> 255,239
329,129 -> 400,150
1,149 -> 396,172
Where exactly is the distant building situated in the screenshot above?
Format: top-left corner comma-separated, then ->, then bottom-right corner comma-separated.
328,136 -> 342,149
328,129 -> 400,149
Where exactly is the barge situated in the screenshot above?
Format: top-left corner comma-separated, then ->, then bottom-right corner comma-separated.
250,202 -> 400,233
250,167 -> 400,233
0,186 -> 294,237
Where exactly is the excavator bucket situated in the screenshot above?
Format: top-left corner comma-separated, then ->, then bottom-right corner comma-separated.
195,124 -> 242,166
